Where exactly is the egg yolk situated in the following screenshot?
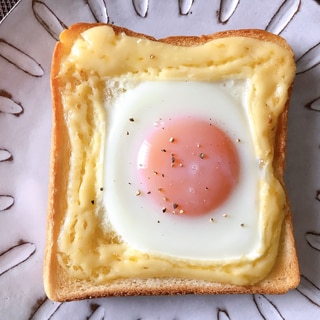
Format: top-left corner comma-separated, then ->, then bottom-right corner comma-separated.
137,117 -> 240,216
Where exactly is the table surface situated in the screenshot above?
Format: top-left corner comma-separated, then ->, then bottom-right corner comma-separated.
0,0 -> 18,21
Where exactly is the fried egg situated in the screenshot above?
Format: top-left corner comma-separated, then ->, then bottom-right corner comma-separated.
104,80 -> 261,261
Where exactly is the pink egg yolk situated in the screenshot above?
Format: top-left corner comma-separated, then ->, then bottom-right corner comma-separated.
136,117 -> 240,216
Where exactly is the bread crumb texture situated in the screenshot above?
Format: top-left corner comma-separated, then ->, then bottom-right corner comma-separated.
51,25 -> 296,288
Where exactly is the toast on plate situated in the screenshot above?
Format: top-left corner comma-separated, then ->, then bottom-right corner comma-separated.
44,23 -> 299,301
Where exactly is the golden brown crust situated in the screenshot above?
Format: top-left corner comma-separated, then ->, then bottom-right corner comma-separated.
44,23 -> 300,302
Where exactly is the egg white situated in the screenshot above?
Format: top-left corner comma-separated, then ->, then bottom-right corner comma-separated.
103,80 -> 261,261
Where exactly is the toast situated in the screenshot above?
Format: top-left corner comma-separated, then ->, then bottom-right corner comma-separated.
44,23 -> 300,301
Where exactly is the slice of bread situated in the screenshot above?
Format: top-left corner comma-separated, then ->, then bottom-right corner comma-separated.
44,23 -> 300,302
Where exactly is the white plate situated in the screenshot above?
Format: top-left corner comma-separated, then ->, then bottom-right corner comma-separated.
1,0 -> 320,319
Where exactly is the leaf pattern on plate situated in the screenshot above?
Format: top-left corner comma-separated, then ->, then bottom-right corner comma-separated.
296,275 -> 320,307
265,0 -> 300,34
305,231 -> 320,251
305,96 -> 320,112
132,0 -> 149,18
29,297 -> 62,320
296,41 -> 320,74
0,38 -> 44,77
0,148 -> 13,162
217,308 -> 231,320
87,0 -> 109,23
218,0 -> 240,24
253,295 -> 285,320
179,0 -> 194,15
32,0 -> 68,41
0,195 -> 14,211
0,90 -> 24,116
88,305 -> 105,320
0,242 -> 36,276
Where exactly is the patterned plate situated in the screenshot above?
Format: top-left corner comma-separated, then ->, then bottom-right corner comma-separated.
1,0 -> 320,319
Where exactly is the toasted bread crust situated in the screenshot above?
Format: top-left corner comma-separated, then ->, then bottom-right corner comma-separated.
44,23 -> 300,302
